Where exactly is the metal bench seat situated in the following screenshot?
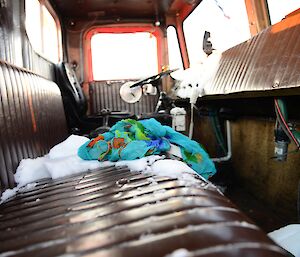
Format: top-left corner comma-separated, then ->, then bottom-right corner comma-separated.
0,165 -> 288,257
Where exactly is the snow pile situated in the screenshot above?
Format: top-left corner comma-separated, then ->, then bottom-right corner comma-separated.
0,187 -> 19,203
0,135 -> 109,203
116,158 -> 200,186
1,135 -> 203,204
116,155 -> 164,172
165,248 -> 191,257
48,135 -> 88,159
268,224 -> 300,257
14,156 -> 50,187
171,51 -> 222,99
14,134 -> 108,184
151,160 -> 200,186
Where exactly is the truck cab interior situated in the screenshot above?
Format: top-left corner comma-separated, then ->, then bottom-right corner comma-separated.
0,0 -> 300,256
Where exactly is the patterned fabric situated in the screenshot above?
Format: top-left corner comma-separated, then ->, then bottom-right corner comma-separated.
78,118 -> 216,179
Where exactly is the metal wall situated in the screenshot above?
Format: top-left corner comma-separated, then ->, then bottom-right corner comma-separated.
0,0 -> 66,193
194,116 -> 300,223
0,61 -> 68,193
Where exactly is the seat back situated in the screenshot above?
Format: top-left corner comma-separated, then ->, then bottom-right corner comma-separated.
89,80 -> 159,115
0,61 -> 68,193
56,62 -> 88,117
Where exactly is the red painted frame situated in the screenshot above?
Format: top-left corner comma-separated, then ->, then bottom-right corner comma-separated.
84,25 -> 163,82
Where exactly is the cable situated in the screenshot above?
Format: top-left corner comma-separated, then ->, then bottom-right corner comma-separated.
275,106 -> 294,143
275,99 -> 299,147
189,103 -> 194,139
275,99 -> 300,148
209,112 -> 226,154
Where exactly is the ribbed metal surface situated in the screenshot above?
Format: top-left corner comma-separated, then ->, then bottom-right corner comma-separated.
89,81 -> 159,115
0,61 -> 68,192
0,165 -> 288,257
206,14 -> 300,96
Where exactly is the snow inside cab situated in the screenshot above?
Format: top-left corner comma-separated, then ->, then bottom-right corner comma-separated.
0,0 -> 300,256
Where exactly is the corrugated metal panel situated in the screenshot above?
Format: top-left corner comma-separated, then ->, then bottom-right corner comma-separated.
0,61 -> 68,193
0,165 -> 288,257
89,81 -> 159,115
205,14 -> 300,96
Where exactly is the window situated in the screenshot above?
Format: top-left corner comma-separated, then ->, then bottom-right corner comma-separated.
25,0 -> 61,63
267,0 -> 300,24
183,0 -> 251,67
167,26 -> 183,70
91,32 -> 159,81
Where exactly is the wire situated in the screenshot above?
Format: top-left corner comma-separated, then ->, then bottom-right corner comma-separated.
209,113 -> 227,154
274,99 -> 300,148
189,103 -> 194,139
275,106 -> 293,142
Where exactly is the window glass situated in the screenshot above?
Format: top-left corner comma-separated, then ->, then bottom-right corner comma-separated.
167,26 -> 183,70
25,0 -> 61,63
25,0 -> 42,52
267,0 -> 300,24
42,6 -> 59,63
91,32 -> 158,80
183,0 -> 251,67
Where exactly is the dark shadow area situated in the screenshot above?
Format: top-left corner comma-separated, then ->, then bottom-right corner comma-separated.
210,162 -> 294,233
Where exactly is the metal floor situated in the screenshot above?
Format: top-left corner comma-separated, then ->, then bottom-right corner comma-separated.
0,165 -> 288,257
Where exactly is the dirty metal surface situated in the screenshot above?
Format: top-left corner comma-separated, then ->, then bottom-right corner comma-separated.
0,165 -> 288,257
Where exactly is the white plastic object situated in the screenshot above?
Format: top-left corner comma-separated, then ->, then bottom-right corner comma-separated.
120,81 -> 142,103
142,83 -> 157,95
170,107 -> 186,132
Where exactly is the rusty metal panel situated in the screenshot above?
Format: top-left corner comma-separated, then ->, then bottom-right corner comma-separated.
206,14 -> 300,97
89,81 -> 159,115
0,61 -> 68,193
0,165 -> 288,257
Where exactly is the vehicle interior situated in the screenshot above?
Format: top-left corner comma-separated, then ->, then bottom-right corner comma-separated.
0,0 -> 300,256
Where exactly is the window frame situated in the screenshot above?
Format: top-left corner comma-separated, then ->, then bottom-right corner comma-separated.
25,0 -> 62,63
84,25 -> 163,82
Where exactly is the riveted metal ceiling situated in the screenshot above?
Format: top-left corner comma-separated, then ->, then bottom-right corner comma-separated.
50,0 -> 201,21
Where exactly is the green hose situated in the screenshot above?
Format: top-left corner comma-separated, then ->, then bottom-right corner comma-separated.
209,110 -> 227,154
277,98 -> 288,120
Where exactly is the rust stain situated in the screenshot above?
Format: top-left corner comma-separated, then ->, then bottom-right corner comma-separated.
27,91 -> 37,133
